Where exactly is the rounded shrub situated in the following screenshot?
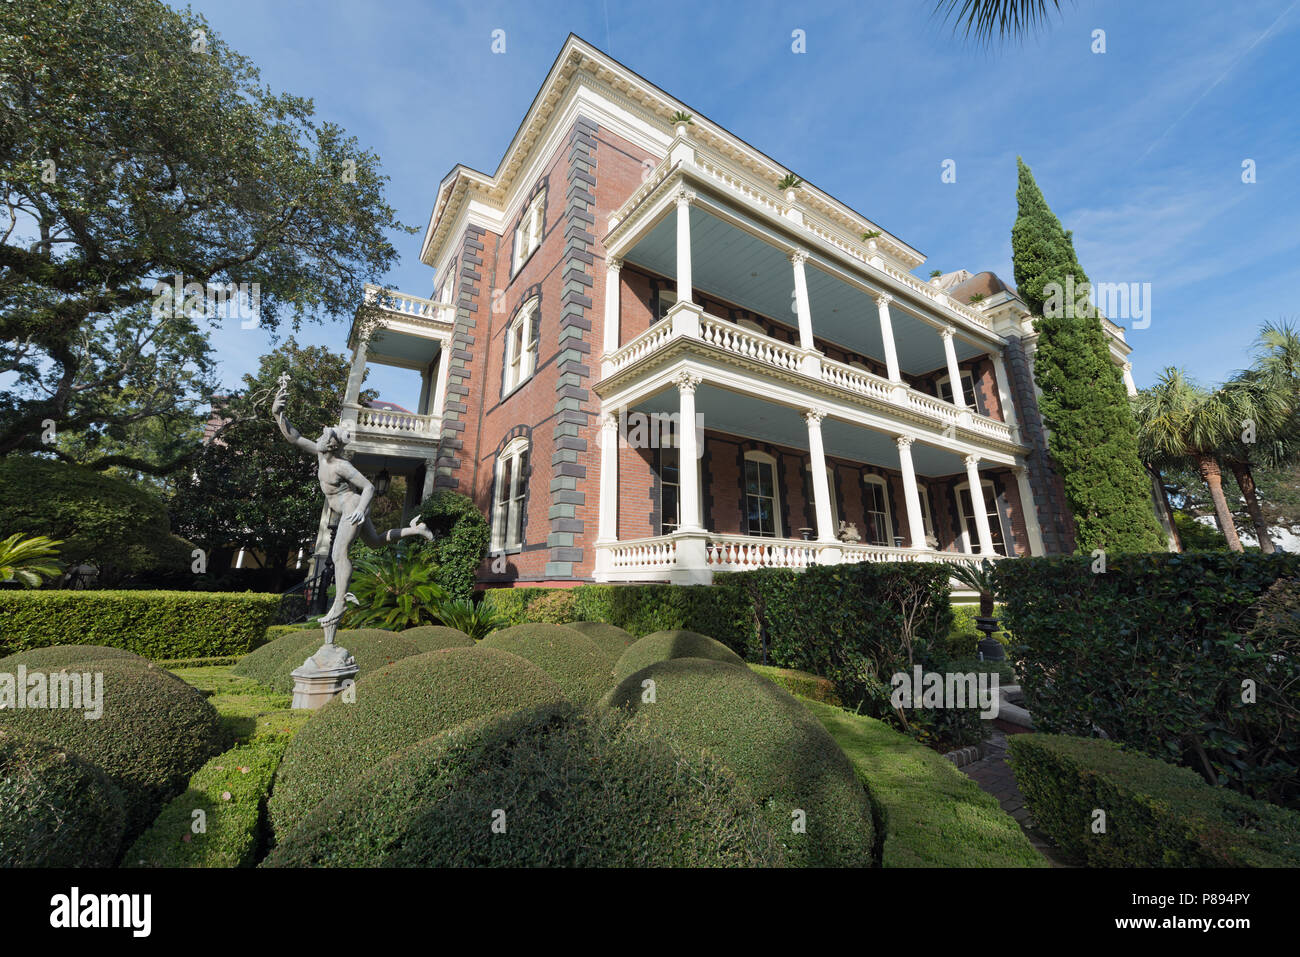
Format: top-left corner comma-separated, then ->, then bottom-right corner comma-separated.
612,629 -> 743,684
231,628 -> 324,688
400,625 -> 474,649
264,703 -> 785,868
479,624 -> 613,703
268,647 -> 564,840
566,621 -> 637,661
0,730 -> 127,867
233,628 -> 441,694
602,658 -> 876,867
0,645 -> 145,670
0,657 -> 222,837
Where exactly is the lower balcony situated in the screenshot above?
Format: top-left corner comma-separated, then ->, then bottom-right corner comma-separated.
341,401 -> 441,454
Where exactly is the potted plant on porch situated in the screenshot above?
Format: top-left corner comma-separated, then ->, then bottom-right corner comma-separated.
949,558 -> 1005,661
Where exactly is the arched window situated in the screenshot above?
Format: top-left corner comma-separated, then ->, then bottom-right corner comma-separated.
502,298 -> 538,396
512,189 -> 546,273
491,437 -> 530,552
744,451 -> 782,538
955,479 -> 1007,555
862,475 -> 894,546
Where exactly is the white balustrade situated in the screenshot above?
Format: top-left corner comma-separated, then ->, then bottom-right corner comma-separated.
363,283 -> 449,323
348,404 -> 440,438
607,538 -> 678,571
818,356 -> 894,402
698,314 -> 803,372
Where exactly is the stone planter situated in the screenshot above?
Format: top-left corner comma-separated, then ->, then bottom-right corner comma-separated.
974,615 -> 1005,661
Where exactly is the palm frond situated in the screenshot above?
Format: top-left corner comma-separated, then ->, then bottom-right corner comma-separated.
934,0 -> 1065,45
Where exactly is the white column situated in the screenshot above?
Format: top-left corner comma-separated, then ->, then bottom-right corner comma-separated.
964,454 -> 995,555
342,338 -> 368,407
602,258 -> 622,357
596,411 -> 620,543
990,351 -> 1018,427
1122,361 -> 1137,397
1013,463 -> 1045,556
791,250 -> 814,350
431,342 -> 450,417
876,294 -> 901,383
804,408 -> 835,543
416,364 -> 433,416
896,435 -> 928,550
941,326 -> 966,409
675,189 -> 694,306
676,372 -> 702,531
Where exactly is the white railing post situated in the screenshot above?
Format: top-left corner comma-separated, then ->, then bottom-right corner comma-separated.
965,454 -> 996,556
896,435 -> 928,550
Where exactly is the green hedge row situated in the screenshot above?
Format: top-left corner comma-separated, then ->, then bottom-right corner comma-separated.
0,591 -> 280,659
995,552 -> 1300,808
1007,733 -> 1300,867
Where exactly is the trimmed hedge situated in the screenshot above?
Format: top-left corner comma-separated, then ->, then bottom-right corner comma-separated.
805,699 -> 1044,868
749,664 -> 841,706
232,628 -> 451,695
0,590 -> 281,658
565,621 -> 637,661
0,656 -> 223,838
1007,733 -> 1300,867
125,729 -> 296,868
230,629 -> 325,690
268,647 -> 564,840
0,730 -> 128,867
996,552 -> 1300,807
398,625 -> 474,648
264,704 -> 785,868
602,658 -> 876,867
612,629 -> 744,684
0,644 -> 144,669
479,625 -> 614,703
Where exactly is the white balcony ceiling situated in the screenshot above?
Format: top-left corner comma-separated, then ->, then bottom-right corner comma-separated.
367,328 -> 443,368
623,204 -> 986,376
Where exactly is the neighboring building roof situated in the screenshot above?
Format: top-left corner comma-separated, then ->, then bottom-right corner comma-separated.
367,400 -> 411,414
945,270 -> 1016,305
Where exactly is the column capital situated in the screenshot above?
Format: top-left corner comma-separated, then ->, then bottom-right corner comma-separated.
803,407 -> 828,426
674,371 -> 702,394
963,453 -> 980,469
1011,462 -> 1027,477
675,188 -> 697,207
874,293 -> 893,309
601,411 -> 620,433
940,325 -> 956,342
606,257 -> 623,273
896,434 -> 915,450
789,248 -> 810,266
1122,360 -> 1133,372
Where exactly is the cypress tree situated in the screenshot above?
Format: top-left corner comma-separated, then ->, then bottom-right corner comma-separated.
1011,157 -> 1164,553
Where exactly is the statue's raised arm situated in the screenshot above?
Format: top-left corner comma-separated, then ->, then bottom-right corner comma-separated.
271,373 -> 319,455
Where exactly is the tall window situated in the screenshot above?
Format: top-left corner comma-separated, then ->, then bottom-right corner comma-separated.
491,438 -> 530,552
956,480 -> 1007,556
513,189 -> 546,272
938,371 -> 978,409
744,452 -> 781,537
655,287 -> 677,322
863,475 -> 894,546
503,298 -> 538,396
659,447 -> 680,534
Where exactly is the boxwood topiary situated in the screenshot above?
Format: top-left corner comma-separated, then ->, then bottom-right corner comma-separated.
399,625 -> 474,649
234,628 -> 446,694
0,657 -> 222,838
0,644 -> 145,670
566,621 -> 637,661
612,629 -> 743,684
264,703 -> 785,868
479,624 -> 613,702
268,647 -> 565,840
0,730 -> 128,867
602,658 -> 876,867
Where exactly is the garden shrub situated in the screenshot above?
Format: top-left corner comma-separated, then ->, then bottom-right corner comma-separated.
805,699 -> 1045,868
524,589 -> 578,623
0,590 -> 280,658
268,647 -> 564,839
125,728 -> 296,868
264,703 -> 785,868
414,489 -> 490,601
612,629 -> 743,684
749,664 -> 841,706
945,602 -> 1009,658
996,552 -> 1300,807
479,624 -> 614,703
399,625 -> 474,648
1008,733 -> 1300,867
565,621 -> 637,660
232,628 -> 437,694
0,644 -> 144,670
602,658 -> 876,867
0,730 -> 128,867
231,629 -> 325,690
0,656 -> 222,837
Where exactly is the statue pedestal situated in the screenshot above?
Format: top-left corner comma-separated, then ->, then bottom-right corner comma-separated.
291,642 -> 359,710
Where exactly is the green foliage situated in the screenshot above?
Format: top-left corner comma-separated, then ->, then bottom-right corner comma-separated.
414,490 -> 490,601
0,731 -> 128,867
398,625 -> 474,647
523,589 -> 579,623
268,647 -> 564,840
945,602 -> 1010,658
480,625 -> 614,703
748,664 -> 842,706
603,658 -> 876,867
0,644 -> 144,670
231,627 -> 455,694
612,629 -> 744,684
670,110 -> 693,125
430,599 -> 503,641
342,551 -> 449,630
0,457 -> 192,584
565,621 -> 637,661
1011,157 -> 1164,553
0,656 -> 222,838
265,703 -> 785,868
0,533 -> 63,587
125,730 -> 295,868
777,174 -> 803,191
0,590 -> 280,658
1008,733 -> 1300,867
1172,510 -> 1230,550
805,699 -> 1045,868
996,552 -> 1300,807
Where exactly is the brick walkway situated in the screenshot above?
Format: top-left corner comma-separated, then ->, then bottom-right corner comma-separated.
960,726 -> 1070,866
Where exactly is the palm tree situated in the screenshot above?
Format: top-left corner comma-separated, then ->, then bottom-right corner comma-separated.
1133,369 -> 1244,551
934,0 -> 1066,44
0,534 -> 64,587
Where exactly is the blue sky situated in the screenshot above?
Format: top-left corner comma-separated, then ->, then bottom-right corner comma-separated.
198,0 -> 1300,408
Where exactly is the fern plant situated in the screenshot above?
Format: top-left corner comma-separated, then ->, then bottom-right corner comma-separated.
0,533 -> 64,587
342,553 -> 450,630
434,598 -> 504,641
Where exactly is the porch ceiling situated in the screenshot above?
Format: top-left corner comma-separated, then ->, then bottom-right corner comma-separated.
367,328 -> 442,369
631,383 -> 978,477
622,203 -> 985,376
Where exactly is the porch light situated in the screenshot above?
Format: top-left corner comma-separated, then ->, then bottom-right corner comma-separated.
373,468 -> 391,497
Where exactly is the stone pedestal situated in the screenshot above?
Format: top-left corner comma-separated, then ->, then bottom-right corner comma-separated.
291,642 -> 359,710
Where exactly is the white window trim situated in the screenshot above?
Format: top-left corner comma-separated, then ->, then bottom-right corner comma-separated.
862,474 -> 894,546
491,437 -> 530,552
513,189 -> 546,275
954,478 -> 1007,556
502,298 -> 538,397
937,370 -> 978,409
744,451 -> 782,538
